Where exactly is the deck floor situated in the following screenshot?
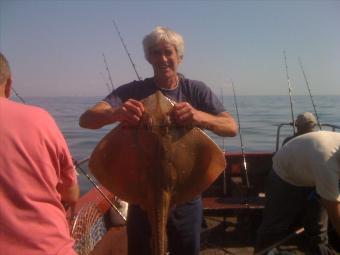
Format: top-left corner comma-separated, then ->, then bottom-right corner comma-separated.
200,216 -> 306,255
89,214 -> 339,255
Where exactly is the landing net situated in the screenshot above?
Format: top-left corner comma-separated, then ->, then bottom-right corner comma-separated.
70,203 -> 107,255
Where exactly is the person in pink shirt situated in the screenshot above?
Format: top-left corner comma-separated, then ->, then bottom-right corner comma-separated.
0,52 -> 79,255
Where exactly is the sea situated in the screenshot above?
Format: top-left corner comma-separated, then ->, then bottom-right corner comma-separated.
20,95 -> 340,194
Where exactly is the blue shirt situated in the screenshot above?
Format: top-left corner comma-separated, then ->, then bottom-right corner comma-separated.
104,76 -> 226,115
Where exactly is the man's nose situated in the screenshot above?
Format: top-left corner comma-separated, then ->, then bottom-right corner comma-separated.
159,53 -> 168,62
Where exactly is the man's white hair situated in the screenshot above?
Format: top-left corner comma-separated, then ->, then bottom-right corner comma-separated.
142,26 -> 184,62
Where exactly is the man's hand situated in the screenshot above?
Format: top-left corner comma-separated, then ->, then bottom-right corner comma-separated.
321,198 -> 340,236
116,99 -> 145,127
171,102 -> 198,127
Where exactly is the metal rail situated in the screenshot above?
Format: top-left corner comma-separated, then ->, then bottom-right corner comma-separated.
275,123 -> 340,151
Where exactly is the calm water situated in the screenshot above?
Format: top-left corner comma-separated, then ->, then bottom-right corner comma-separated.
21,95 -> 340,193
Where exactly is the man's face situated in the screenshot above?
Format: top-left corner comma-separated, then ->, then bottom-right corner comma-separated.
148,41 -> 181,79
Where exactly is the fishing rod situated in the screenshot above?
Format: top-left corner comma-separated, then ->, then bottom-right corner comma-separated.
12,87 -> 26,104
220,87 -> 226,151
283,51 -> 296,134
112,19 -> 141,81
255,227 -> 305,255
220,87 -> 227,195
102,53 -> 115,91
74,158 -> 127,221
231,80 -> 250,189
298,57 -> 322,130
76,20 -> 139,222
99,72 -> 113,93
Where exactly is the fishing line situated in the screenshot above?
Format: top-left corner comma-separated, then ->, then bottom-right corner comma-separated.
298,57 -> 322,130
112,19 -> 141,81
231,80 -> 250,189
283,51 -> 296,134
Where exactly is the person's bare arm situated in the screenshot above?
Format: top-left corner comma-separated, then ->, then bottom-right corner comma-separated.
79,101 -> 117,129
197,111 -> 238,137
79,99 -> 145,129
57,183 -> 80,205
172,102 -> 238,137
321,198 -> 340,235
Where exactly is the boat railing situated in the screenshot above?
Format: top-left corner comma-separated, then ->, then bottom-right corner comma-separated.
202,152 -> 273,218
275,122 -> 340,152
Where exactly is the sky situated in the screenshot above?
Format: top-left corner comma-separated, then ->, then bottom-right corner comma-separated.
0,0 -> 339,97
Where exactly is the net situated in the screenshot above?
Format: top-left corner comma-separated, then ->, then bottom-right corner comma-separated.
70,203 -> 107,255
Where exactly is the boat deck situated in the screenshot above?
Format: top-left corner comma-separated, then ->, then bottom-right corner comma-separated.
201,216 -> 305,255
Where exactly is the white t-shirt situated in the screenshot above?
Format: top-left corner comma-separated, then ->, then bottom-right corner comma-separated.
273,131 -> 340,202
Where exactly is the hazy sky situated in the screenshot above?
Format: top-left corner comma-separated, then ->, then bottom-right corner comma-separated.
1,0 -> 339,97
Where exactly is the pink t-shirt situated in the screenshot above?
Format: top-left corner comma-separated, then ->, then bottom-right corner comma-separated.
0,98 -> 78,255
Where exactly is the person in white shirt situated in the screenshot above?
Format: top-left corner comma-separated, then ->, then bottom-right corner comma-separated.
255,131 -> 340,254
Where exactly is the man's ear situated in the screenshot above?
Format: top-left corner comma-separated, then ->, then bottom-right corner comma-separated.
178,55 -> 183,64
5,77 -> 12,98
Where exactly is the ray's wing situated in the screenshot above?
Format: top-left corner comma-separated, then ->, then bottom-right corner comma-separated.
89,125 -> 161,206
168,127 -> 226,205
89,90 -> 226,206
